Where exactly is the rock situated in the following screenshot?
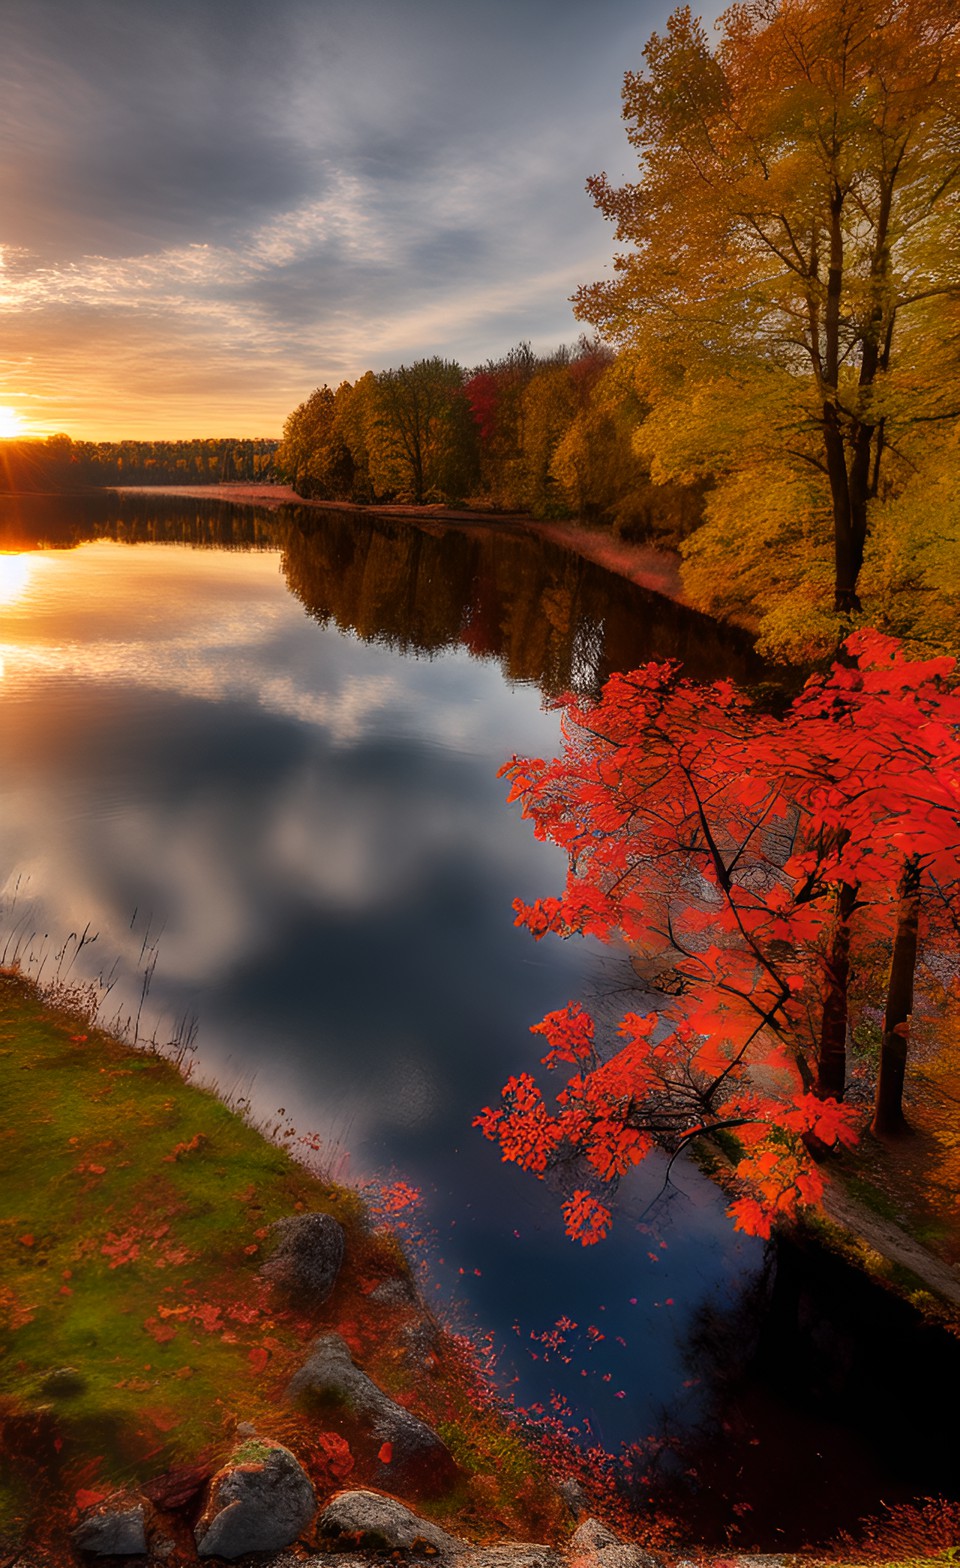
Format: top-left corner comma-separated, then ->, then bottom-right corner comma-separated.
466,1550 -> 562,1568
316,1489 -> 462,1555
40,1366 -> 87,1397
261,1210 -> 345,1305
142,1462 -> 211,1510
400,1316 -> 442,1372
556,1477 -> 590,1517
287,1332 -> 457,1490
195,1439 -> 316,1559
73,1496 -> 148,1556
369,1275 -> 417,1307
569,1518 -> 663,1568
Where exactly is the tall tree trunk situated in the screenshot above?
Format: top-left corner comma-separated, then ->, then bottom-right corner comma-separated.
822,407 -> 869,613
816,879 -> 858,1100
871,856 -> 922,1138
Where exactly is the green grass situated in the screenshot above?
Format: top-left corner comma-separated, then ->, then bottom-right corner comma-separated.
0,970 -> 567,1556
0,972 -> 359,1512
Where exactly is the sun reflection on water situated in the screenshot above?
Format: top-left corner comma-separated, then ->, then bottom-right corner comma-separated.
0,553 -> 33,606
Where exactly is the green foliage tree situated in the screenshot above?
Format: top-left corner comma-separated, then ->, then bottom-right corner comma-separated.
369,358 -> 478,504
575,0 -> 960,657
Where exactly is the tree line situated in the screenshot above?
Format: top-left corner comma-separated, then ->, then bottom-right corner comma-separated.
275,342 -> 704,542
281,0 -> 959,664
0,436 -> 278,491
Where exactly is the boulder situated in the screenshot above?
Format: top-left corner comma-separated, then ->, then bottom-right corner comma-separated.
368,1275 -> 417,1307
40,1366 -> 87,1398
316,1489 -> 462,1555
569,1520 -> 664,1568
466,1550 -> 562,1568
73,1496 -> 148,1556
287,1332 -> 457,1490
194,1439 -> 316,1559
261,1211 -> 345,1305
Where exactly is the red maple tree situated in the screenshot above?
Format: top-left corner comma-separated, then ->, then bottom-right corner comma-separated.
476,634 -> 960,1240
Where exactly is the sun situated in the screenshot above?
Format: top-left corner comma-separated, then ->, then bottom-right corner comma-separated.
0,406 -> 24,438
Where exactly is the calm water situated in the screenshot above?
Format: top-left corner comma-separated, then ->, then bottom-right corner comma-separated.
1,495 -> 946,1543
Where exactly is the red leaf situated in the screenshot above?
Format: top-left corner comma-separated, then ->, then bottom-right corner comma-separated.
144,1316 -> 177,1345
75,1488 -> 107,1511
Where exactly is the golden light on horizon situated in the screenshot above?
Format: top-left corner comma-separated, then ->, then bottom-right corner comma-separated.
0,407 -> 24,438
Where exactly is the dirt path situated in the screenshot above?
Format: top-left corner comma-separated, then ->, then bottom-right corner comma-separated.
112,484 -> 688,605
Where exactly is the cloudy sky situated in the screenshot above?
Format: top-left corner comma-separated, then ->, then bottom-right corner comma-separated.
0,0 -> 722,439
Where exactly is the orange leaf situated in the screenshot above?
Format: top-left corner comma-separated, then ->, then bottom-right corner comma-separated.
378,1442 -> 393,1464
144,1316 -> 177,1345
75,1488 -> 107,1510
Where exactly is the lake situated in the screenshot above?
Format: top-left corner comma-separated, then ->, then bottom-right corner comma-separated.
0,492 -> 951,1545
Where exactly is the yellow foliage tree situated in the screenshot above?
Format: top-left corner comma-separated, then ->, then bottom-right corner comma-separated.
575,0 -> 960,653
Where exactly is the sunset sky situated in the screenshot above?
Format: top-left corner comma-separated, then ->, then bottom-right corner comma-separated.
1,0 -> 722,440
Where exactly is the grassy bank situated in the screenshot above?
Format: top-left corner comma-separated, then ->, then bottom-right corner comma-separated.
0,969 -> 565,1557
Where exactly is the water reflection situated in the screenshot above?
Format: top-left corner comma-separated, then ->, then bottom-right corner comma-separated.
0,553 -> 35,606
276,506 -> 765,696
0,491 -> 766,695
0,496 -> 768,1476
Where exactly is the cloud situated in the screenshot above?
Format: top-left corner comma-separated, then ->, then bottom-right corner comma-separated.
0,0 -> 726,435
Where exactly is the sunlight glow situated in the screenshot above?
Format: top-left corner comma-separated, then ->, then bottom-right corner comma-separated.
0,554 -> 33,605
0,407 -> 24,438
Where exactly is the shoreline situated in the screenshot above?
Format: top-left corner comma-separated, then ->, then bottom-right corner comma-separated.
4,486 -> 958,1560
109,483 -> 688,606
0,967 -> 577,1561
5,964 -> 956,1567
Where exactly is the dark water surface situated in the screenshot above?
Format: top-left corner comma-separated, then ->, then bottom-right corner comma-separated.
0,495 -> 950,1545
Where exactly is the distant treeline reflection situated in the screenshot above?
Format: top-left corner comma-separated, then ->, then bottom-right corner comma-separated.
0,491 -> 278,552
0,492 -> 764,696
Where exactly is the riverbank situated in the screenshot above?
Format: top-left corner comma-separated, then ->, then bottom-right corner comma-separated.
0,969 -> 574,1563
5,486 -> 958,1563
4,972 -> 960,1566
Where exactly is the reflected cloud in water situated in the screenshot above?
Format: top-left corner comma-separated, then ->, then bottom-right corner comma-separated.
0,497 -> 764,1464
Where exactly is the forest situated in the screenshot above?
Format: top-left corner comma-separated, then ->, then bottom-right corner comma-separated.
465,0 -> 960,1266
0,435 -> 279,490
2,0 -> 957,1267
273,0 -> 959,666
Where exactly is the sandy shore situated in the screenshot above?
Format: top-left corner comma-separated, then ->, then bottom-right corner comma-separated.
112,483 -> 687,604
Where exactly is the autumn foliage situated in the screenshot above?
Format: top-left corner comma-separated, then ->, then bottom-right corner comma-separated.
476,633 -> 960,1241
